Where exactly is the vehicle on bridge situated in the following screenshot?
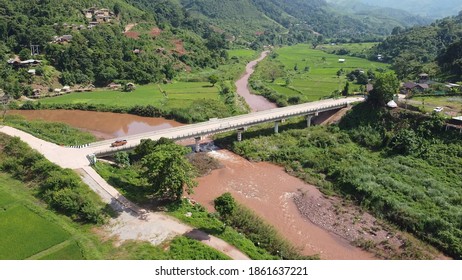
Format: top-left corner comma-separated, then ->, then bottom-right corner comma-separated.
111,140 -> 127,147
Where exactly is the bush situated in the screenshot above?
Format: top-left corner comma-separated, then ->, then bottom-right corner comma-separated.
0,134 -> 107,224
214,193 -> 236,221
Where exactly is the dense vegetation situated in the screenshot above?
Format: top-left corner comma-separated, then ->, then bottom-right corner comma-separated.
0,0 -> 228,99
215,104 -> 462,259
172,0 -> 425,45
0,133 -> 107,223
373,12 -> 462,81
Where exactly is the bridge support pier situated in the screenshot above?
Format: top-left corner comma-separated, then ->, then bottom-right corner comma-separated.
237,128 -> 245,142
194,136 -> 201,153
274,121 -> 280,134
306,115 -> 313,127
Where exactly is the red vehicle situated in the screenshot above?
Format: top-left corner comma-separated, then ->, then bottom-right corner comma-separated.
111,140 -> 127,147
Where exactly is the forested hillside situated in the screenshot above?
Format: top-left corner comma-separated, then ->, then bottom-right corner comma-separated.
153,0 -> 434,45
0,0 -> 228,97
373,13 -> 462,81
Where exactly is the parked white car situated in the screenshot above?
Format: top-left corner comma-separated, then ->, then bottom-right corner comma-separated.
433,107 -> 443,112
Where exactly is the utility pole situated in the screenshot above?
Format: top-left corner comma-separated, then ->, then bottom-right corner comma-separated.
30,44 -> 40,56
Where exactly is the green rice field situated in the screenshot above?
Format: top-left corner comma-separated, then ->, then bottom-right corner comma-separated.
258,44 -> 390,101
39,82 -> 220,110
0,173 -> 83,260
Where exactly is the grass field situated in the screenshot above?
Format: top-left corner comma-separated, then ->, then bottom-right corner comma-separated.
39,82 -> 220,110
256,44 -> 390,102
3,114 -> 97,146
178,48 -> 258,83
411,96 -> 462,114
318,42 -> 378,55
0,173 -> 81,260
227,49 -> 258,60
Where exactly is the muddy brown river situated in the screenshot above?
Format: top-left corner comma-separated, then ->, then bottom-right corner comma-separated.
235,51 -> 278,112
192,149 -> 374,260
8,110 -> 183,139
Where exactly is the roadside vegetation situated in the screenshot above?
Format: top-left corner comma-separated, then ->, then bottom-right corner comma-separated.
0,133 -> 236,260
214,103 -> 462,259
2,114 -> 96,146
0,133 -> 107,223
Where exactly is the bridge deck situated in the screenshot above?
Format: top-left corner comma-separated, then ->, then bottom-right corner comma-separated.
87,97 -> 364,156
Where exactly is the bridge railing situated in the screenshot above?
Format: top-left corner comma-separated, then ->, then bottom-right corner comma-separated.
90,101 -> 351,154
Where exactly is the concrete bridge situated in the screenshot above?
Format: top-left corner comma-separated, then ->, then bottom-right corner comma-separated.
86,96 -> 364,158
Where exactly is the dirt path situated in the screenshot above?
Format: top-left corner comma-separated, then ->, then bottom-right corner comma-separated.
124,23 -> 137,33
0,126 -> 250,260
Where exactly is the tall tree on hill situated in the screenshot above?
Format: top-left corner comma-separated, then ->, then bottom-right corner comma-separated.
369,72 -> 399,106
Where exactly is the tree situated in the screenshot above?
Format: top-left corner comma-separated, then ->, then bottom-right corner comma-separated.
141,142 -> 197,200
114,152 -> 130,167
214,192 -> 236,221
18,48 -> 31,61
208,74 -> 219,87
369,72 -> 399,106
113,3 -> 122,17
342,81 -> 350,96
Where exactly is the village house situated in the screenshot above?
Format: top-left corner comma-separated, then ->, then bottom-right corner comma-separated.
84,7 -> 115,23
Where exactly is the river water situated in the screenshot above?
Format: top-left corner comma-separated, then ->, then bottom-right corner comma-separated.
235,51 -> 278,112
191,148 -> 374,260
8,110 -> 183,139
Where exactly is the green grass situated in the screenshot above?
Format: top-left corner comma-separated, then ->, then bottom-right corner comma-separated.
411,96 -> 462,113
0,173 -> 78,260
254,44 -> 390,102
0,205 -> 70,259
38,241 -> 84,260
3,114 -> 97,146
39,82 -> 220,110
319,42 -> 378,55
227,49 -> 258,60
167,200 -> 277,260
